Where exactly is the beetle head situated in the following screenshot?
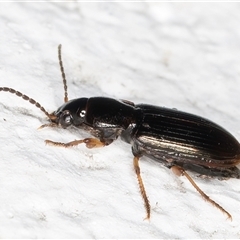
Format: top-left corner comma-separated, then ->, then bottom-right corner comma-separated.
49,98 -> 88,128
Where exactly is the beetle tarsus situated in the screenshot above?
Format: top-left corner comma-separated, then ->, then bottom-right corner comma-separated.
171,165 -> 232,220
38,123 -> 58,129
45,138 -> 106,149
133,156 -> 151,219
45,139 -> 85,147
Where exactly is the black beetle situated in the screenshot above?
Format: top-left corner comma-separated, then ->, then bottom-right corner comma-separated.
1,45 -> 239,220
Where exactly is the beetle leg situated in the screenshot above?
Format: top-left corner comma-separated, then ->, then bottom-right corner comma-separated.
171,165 -> 232,220
38,123 -> 58,129
133,156 -> 151,220
45,138 -> 107,149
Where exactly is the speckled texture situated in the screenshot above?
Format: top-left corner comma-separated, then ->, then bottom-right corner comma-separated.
0,2 -> 240,238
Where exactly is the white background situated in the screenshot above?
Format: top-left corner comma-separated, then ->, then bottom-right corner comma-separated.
0,2 -> 240,238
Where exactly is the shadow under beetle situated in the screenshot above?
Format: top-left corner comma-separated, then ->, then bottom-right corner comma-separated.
1,45 -> 240,220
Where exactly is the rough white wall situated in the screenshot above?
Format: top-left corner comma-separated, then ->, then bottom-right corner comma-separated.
0,2 -> 240,238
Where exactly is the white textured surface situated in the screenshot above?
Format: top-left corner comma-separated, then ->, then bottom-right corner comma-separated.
0,2 -> 240,238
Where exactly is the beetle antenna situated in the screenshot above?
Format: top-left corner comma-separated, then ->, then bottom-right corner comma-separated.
58,44 -> 68,103
0,87 -> 53,119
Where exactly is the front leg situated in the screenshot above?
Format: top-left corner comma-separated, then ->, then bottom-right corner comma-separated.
45,138 -> 113,149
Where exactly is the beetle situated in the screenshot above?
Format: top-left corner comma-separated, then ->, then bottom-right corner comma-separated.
1,45 -> 240,220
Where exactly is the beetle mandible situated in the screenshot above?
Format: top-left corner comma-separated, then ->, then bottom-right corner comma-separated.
1,45 -> 240,220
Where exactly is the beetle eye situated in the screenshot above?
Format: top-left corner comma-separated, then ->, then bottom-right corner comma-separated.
64,115 -> 72,124
79,110 -> 86,118
59,110 -> 72,127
